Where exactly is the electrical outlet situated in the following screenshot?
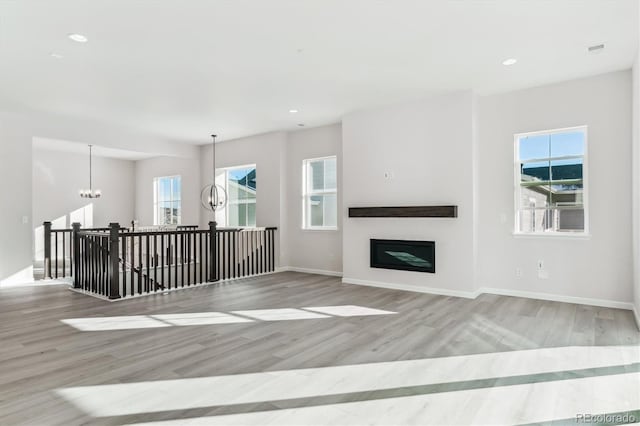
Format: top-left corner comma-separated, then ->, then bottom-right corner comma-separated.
515,267 -> 523,278
537,260 -> 544,270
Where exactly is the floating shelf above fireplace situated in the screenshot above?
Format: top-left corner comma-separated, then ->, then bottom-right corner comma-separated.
348,205 -> 457,218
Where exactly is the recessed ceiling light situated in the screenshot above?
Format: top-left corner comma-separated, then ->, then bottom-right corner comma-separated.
68,33 -> 88,43
50,53 -> 64,59
502,58 -> 517,66
289,109 -> 298,113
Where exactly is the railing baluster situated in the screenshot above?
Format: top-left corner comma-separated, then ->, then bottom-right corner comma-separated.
154,234 -> 158,290
199,232 -> 203,284
122,234 -> 127,298
161,234 -> 166,290
61,232 -> 66,278
174,233 -> 179,287
54,231 -> 59,279
186,232 -> 191,286
145,234 -> 150,293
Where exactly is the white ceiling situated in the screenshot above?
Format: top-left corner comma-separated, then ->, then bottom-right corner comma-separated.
0,0 -> 637,144
32,137 -> 156,160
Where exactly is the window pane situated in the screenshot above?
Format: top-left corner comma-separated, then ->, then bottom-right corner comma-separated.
519,134 -> 549,161
310,195 -> 323,226
227,166 -> 257,219
550,158 -> 582,181
310,161 -> 325,191
323,194 -> 337,227
248,203 -> 256,227
520,184 -> 551,209
172,177 -> 181,201
160,202 -> 172,225
159,178 -> 171,202
550,131 -> 584,157
518,209 -> 554,233
521,161 -> 549,183
324,158 -> 337,190
518,207 -> 584,233
558,208 -> 584,231
238,204 -> 247,227
171,201 -> 180,224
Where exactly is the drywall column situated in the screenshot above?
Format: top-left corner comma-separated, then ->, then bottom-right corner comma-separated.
0,115 -> 33,284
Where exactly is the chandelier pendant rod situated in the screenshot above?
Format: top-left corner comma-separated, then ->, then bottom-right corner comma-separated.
89,144 -> 93,193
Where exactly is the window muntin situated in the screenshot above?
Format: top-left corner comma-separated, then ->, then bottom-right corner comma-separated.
515,127 -> 588,235
154,175 -> 181,225
216,165 -> 256,227
303,156 -> 337,230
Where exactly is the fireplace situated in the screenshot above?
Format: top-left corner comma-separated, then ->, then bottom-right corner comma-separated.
370,239 -> 435,273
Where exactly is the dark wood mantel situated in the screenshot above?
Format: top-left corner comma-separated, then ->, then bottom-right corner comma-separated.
348,205 -> 458,218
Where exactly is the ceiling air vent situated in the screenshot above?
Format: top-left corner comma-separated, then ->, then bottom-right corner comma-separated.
588,44 -> 605,53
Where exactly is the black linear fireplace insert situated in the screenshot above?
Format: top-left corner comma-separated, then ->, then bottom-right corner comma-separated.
370,239 -> 435,273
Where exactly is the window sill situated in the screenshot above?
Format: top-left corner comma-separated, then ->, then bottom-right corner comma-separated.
512,232 -> 591,240
302,227 -> 339,232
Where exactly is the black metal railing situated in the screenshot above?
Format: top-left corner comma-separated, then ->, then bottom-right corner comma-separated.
46,222 -> 277,299
41,223 -> 204,280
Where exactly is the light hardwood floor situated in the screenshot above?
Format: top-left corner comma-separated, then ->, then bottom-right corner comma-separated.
0,272 -> 638,425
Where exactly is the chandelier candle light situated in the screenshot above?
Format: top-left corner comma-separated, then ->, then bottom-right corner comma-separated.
79,144 -> 101,198
200,134 -> 227,213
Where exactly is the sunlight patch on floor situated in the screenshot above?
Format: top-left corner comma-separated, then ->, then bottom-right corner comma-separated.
55,345 -> 640,418
60,305 -> 397,331
126,372 -> 640,425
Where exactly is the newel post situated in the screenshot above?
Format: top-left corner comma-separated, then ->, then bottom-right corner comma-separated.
43,221 -> 52,279
108,223 -> 121,299
209,221 -> 217,282
72,222 -> 81,288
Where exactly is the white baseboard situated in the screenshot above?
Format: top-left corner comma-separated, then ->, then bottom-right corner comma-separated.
478,287 -> 634,311
279,266 -> 343,277
341,277 -> 634,311
342,277 -> 478,299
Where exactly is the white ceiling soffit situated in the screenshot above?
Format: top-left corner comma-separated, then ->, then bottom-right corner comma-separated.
32,137 -> 156,161
0,0 -> 637,144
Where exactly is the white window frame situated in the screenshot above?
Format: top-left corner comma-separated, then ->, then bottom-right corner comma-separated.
514,125 -> 589,237
302,155 -> 338,231
153,175 -> 182,225
217,164 -> 257,228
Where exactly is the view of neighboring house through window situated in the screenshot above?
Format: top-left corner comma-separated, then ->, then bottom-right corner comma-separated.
153,175 -> 181,225
216,165 -> 257,227
303,156 -> 337,230
515,126 -> 587,234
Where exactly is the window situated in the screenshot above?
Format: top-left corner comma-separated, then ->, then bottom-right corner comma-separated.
153,176 -> 181,225
515,126 -> 588,235
303,156 -> 337,230
216,165 -> 257,227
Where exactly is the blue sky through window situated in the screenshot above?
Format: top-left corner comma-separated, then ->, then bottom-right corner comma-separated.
519,131 -> 584,161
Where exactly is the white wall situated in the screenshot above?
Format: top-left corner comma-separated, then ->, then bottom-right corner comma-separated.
286,124 -> 343,274
135,156 -> 201,226
633,8 -> 640,324
342,92 -> 477,296
0,114 -> 33,284
33,148 -> 135,229
477,71 -> 633,305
